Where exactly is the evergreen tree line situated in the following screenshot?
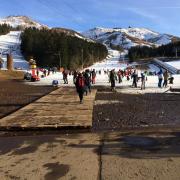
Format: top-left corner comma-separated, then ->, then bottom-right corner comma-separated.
0,23 -> 24,35
0,24 -> 13,35
21,28 -> 108,70
128,41 -> 180,61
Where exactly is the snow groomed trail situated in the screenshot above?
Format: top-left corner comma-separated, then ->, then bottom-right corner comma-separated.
0,31 -> 29,70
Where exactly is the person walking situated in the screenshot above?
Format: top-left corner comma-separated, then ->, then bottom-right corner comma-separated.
36,69 -> 39,77
73,70 -> 78,84
110,69 -> 116,91
75,72 -> 85,104
131,70 -> 138,88
117,69 -> 122,83
84,69 -> 91,95
157,69 -> 163,88
141,71 -> 146,90
163,70 -> 169,88
91,69 -> 96,84
63,70 -> 68,84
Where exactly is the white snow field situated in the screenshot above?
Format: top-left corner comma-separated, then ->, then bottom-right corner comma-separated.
25,49 -> 180,92
166,60 -> 180,70
0,31 -> 29,70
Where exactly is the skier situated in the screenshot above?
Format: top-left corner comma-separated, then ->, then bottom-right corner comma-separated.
75,72 -> 85,104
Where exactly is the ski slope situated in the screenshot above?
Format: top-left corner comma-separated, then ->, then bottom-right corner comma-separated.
0,31 -> 29,70
25,49 -> 180,90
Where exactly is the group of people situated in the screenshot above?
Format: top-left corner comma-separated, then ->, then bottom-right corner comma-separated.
157,69 -> 174,88
109,68 -> 147,91
36,67 -> 58,78
109,67 -> 175,91
61,67 -> 175,103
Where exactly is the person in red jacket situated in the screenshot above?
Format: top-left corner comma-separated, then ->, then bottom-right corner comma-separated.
75,72 -> 85,104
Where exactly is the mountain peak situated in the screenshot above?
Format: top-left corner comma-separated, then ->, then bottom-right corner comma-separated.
0,15 -> 48,29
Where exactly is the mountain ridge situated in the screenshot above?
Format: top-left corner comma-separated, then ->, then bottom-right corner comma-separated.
82,27 -> 180,50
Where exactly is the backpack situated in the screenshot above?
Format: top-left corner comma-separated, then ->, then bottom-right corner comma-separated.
78,77 -> 85,88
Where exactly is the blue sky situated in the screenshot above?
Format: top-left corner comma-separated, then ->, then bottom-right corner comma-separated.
0,0 -> 180,35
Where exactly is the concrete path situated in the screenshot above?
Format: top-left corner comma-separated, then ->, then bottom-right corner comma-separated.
101,130 -> 180,180
0,87 -> 96,129
0,133 -> 100,180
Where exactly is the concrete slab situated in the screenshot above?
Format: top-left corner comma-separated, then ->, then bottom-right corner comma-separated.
101,131 -> 180,180
0,87 -> 97,129
0,133 -> 100,180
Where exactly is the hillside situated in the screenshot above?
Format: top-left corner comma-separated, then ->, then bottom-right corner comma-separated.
83,27 -> 180,50
0,15 -> 48,29
0,16 -> 105,70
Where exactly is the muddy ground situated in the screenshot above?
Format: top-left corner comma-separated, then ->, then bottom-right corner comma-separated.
93,87 -> 180,131
0,79 -> 56,119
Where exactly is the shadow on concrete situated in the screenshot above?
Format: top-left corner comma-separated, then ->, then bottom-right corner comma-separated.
68,131 -> 180,159
0,133 -> 81,156
43,162 -> 70,180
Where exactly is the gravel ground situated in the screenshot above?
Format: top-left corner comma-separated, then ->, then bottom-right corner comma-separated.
0,79 -> 56,119
93,87 -> 180,131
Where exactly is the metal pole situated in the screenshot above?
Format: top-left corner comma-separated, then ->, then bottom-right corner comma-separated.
81,49 -> 83,70
92,50 -> 94,64
58,51 -> 61,68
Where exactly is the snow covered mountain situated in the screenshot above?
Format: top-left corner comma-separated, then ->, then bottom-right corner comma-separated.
0,16 -> 48,29
82,27 -> 180,50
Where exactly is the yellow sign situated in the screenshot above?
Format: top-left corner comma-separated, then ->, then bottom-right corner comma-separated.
31,65 -> 36,69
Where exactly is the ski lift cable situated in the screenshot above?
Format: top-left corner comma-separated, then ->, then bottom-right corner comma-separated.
36,0 -> 84,28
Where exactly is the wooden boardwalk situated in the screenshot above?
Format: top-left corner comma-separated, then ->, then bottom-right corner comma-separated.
0,87 -> 96,129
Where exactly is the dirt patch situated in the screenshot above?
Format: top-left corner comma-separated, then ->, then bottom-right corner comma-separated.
0,70 -> 24,80
0,79 -> 56,119
93,88 -> 180,131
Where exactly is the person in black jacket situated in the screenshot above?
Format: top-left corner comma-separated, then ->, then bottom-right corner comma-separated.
75,72 -> 85,104
131,70 -> 138,88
